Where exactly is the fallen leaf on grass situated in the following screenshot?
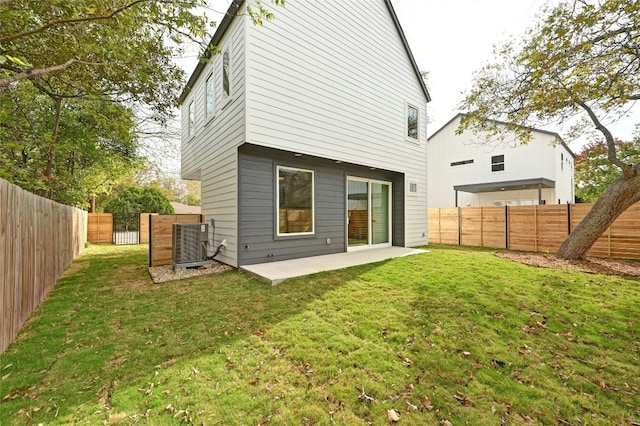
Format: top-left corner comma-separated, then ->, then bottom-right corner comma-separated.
387,408 -> 400,422
358,387 -> 375,402
406,401 -> 418,411
2,372 -> 11,380
453,391 -> 472,406
395,353 -> 413,367
161,358 -> 177,368
421,396 -> 433,410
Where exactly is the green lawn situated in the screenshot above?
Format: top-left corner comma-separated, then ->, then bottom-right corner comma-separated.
1,244 -> 638,425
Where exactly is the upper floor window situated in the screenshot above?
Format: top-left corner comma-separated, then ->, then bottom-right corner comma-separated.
205,73 -> 215,118
491,155 -> 505,172
277,166 -> 314,236
222,49 -> 230,100
188,101 -> 195,138
407,104 -> 418,140
451,159 -> 474,167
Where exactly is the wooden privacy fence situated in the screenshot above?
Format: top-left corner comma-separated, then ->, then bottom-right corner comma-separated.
87,213 -> 155,244
428,202 -> 640,260
1,178 -> 87,354
87,213 -> 113,243
149,214 -> 203,267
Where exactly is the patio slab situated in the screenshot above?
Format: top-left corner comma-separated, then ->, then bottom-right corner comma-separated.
240,246 -> 429,285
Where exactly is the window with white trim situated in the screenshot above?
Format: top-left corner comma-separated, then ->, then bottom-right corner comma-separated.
277,166 -> 314,235
407,104 -> 418,140
205,73 -> 215,118
222,48 -> 230,100
188,101 -> 195,138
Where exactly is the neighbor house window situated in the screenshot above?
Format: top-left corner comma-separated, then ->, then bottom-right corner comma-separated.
491,154 -> 505,172
451,159 -> 474,167
222,48 -> 230,100
407,104 -> 418,140
277,166 -> 314,235
205,74 -> 215,118
409,183 -> 418,193
188,101 -> 195,138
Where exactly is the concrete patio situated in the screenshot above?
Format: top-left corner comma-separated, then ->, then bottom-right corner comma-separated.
240,246 -> 429,285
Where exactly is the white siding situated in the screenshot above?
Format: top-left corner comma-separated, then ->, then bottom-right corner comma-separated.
180,14 -> 247,266
245,0 -> 428,247
427,115 -> 575,208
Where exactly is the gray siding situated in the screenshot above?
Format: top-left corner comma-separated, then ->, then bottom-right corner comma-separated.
238,144 -> 404,266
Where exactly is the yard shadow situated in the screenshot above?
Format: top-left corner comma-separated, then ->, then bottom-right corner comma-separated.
0,244 -> 389,424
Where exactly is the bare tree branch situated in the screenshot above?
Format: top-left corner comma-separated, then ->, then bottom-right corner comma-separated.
0,59 -> 132,87
577,101 -> 626,169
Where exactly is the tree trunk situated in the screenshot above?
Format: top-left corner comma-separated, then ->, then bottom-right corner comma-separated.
556,169 -> 640,260
41,96 -> 63,197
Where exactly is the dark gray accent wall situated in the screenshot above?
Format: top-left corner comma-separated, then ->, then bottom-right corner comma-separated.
238,144 -> 404,266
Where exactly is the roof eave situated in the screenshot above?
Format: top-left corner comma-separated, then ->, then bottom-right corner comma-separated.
178,0 -> 245,105
384,0 -> 431,103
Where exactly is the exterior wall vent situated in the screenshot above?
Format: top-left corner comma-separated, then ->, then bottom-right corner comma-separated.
172,223 -> 210,269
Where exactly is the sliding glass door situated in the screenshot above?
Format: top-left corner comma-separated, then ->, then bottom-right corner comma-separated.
347,177 -> 391,249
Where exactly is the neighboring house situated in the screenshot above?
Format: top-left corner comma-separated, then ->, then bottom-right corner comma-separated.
427,114 -> 575,208
170,202 -> 201,215
179,0 -> 430,267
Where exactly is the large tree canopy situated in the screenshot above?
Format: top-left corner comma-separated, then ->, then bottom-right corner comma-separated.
459,0 -> 640,260
575,139 -> 640,202
104,186 -> 174,214
0,80 -> 141,206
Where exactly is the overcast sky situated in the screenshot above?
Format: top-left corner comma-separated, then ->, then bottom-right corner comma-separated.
178,0 -> 637,156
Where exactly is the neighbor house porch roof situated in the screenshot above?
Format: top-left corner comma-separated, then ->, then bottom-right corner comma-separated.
454,178 -> 555,194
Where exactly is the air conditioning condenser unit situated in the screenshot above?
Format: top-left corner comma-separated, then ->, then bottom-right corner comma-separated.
172,223 -> 210,269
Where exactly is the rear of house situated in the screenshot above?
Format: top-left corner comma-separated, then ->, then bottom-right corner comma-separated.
180,0 -> 430,267
427,114 -> 575,208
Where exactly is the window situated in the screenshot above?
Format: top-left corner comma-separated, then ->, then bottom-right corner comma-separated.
205,74 -> 215,118
277,166 -> 314,235
407,104 -> 418,140
451,159 -> 474,167
491,154 -> 504,172
222,48 -> 230,100
188,101 -> 195,138
409,183 -> 418,193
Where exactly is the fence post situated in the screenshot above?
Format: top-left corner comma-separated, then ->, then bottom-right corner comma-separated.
567,203 -> 571,236
505,205 -> 509,249
457,207 -> 461,246
148,215 -> 153,267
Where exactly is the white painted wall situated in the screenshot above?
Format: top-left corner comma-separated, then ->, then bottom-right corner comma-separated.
180,14 -> 246,266
427,115 -> 575,208
244,0 -> 429,246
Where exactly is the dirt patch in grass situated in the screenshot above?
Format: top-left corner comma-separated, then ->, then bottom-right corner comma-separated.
497,251 -> 640,277
148,260 -> 233,283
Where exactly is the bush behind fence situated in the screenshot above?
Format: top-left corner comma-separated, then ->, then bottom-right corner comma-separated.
1,179 -> 87,354
428,203 -> 640,259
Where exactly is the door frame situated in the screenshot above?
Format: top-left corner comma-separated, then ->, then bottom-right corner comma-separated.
346,176 -> 393,251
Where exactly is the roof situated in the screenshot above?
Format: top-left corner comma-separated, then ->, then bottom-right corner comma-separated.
170,202 -> 202,214
178,0 -> 431,104
428,113 -> 575,158
454,177 -> 555,194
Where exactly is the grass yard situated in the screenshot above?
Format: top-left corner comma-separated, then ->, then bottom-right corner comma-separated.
1,244 -> 638,425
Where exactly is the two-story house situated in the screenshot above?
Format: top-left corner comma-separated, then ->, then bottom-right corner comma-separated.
179,0 -> 430,267
427,113 -> 575,208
